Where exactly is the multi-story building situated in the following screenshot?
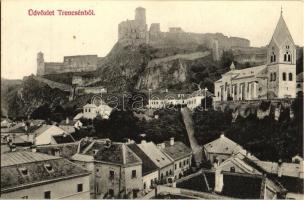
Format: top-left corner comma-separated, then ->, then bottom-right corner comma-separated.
138,140 -> 174,182
214,12 -> 297,101
1,151 -> 90,199
158,138 -> 192,180
71,139 -> 143,199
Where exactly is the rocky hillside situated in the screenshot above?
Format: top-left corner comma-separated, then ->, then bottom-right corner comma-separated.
1,78 -> 22,117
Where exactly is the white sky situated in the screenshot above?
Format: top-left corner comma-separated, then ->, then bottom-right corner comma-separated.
1,0 -> 303,79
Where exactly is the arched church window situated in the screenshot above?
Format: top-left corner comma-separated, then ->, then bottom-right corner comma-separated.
273,72 -> 276,81
283,72 -> 286,81
288,54 -> 291,62
284,54 -> 287,61
289,73 -> 293,81
270,73 -> 273,81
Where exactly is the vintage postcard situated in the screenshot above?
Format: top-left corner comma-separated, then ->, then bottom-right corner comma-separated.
1,0 -> 303,199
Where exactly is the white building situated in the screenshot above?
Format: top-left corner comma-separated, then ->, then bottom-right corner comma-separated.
214,12 -> 296,102
33,125 -> 75,145
1,151 -> 90,199
74,103 -> 113,120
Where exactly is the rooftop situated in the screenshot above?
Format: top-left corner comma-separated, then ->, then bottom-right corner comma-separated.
161,141 -> 192,161
203,135 -> 244,155
1,151 -> 90,192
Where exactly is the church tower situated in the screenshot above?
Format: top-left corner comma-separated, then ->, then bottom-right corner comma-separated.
37,52 -> 45,76
266,9 -> 296,98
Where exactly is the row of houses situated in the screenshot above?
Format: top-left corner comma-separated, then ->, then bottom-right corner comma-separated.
201,134 -> 304,199
1,137 -> 193,199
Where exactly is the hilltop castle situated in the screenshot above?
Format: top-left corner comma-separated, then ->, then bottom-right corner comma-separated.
118,7 -> 250,58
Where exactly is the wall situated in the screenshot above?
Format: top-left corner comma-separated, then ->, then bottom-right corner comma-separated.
173,156 -> 192,179
1,175 -> 90,199
143,170 -> 158,192
159,164 -> 174,181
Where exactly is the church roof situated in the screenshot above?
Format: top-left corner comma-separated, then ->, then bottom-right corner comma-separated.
270,13 -> 295,46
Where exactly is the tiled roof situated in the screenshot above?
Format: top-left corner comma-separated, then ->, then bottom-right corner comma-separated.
270,14 -> 294,46
1,151 -> 59,167
59,125 -> 76,134
128,144 -> 158,176
162,141 -> 192,161
203,135 -> 243,155
36,142 -> 79,159
94,143 -> 142,166
1,151 -> 90,192
138,141 -> 173,168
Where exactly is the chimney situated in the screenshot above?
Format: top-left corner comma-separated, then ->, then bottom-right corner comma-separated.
122,144 -> 127,165
220,133 -> 225,138
10,144 -> 16,152
31,145 -> 37,153
278,159 -> 283,177
170,137 -> 174,146
141,140 -> 146,145
66,117 -> 70,125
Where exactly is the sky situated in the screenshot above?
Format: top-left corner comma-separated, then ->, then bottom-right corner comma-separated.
2,0 -> 303,79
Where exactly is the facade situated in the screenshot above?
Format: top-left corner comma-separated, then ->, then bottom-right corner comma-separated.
148,89 -> 213,110
214,13 -> 297,101
37,52 -> 99,76
138,140 -> 174,182
159,138 -> 192,180
74,103 -> 113,120
1,151 -> 90,199
127,143 -> 159,194
71,139 -> 144,199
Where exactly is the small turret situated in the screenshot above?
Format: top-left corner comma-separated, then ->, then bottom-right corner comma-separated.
230,62 -> 236,71
37,51 -> 45,76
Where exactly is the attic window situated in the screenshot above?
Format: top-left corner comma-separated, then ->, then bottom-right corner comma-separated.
156,159 -> 160,162
161,157 -> 165,160
44,164 -> 54,172
19,168 -> 29,176
93,149 -> 98,155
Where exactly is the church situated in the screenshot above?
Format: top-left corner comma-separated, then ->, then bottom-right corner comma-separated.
214,11 -> 297,102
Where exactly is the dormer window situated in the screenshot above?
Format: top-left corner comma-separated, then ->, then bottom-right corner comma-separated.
44,164 -> 54,173
19,167 -> 29,176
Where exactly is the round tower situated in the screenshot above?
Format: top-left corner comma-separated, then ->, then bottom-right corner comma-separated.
37,51 -> 45,76
135,7 -> 146,25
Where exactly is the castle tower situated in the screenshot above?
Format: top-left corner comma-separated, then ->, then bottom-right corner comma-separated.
135,7 -> 146,25
37,52 -> 45,76
212,39 -> 220,61
266,9 -> 296,98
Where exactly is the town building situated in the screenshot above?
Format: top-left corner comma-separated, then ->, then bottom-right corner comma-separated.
1,151 -> 90,199
74,103 -> 113,120
148,89 -> 213,110
214,12 -> 297,101
138,140 -> 174,183
158,138 -> 192,180
128,143 -> 159,194
33,124 -> 75,145
71,139 -> 143,199
203,134 -> 258,165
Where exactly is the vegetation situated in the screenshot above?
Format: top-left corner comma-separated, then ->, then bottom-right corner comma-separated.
193,97 -> 303,162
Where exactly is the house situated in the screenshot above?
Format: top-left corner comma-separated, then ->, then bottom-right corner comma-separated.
35,142 -> 79,158
71,139 -> 143,199
213,153 -> 286,199
1,151 -> 90,199
214,12 -> 297,101
74,103 -> 113,120
203,134 -> 258,165
148,90 -> 214,110
138,140 -> 174,182
33,125 -> 75,145
128,143 -> 159,193
158,138 -> 192,180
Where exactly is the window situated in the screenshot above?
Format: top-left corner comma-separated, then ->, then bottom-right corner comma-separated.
131,170 -> 137,178
144,182 -> 146,189
183,160 -> 186,166
175,164 -> 177,170
230,167 -> 236,172
44,164 -> 54,173
108,189 -> 114,196
19,167 -> 28,176
21,196 -> 28,199
161,173 -> 164,179
133,189 -> 138,198
273,73 -> 276,81
166,171 -> 169,176
109,170 -> 114,179
179,162 -> 182,168
288,54 -> 291,62
289,73 -> 293,81
186,159 -> 189,165
169,169 -> 173,175
283,73 -> 287,81
77,184 -> 83,192
44,191 -> 51,199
